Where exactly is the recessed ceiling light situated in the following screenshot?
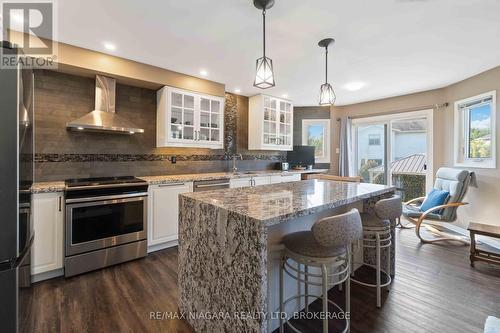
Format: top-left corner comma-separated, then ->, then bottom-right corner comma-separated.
234,88 -> 241,94
199,69 -> 208,76
77,127 -> 84,130
343,82 -> 366,91
103,42 -> 116,51
282,94 -> 289,99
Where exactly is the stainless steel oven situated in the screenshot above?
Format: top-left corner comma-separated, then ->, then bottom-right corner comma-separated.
64,177 -> 148,277
65,193 -> 147,256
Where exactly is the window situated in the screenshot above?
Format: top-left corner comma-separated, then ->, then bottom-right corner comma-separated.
352,109 -> 434,194
368,134 -> 381,146
454,91 -> 496,168
302,119 -> 330,163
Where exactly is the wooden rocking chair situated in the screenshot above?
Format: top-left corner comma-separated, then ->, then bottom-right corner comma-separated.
401,167 -> 474,244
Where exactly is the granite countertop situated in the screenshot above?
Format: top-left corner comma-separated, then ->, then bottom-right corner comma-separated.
181,179 -> 395,226
31,181 -> 66,193
139,172 -> 233,185
140,169 -> 329,185
31,169 -> 329,193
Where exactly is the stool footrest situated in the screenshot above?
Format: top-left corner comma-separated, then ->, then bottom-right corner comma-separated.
281,293 -> 349,333
283,259 -> 349,287
350,263 -> 392,288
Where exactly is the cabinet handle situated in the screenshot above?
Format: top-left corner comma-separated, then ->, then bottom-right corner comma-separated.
158,183 -> 185,187
58,196 -> 62,212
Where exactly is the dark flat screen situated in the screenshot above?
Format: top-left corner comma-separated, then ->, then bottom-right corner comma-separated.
287,146 -> 315,167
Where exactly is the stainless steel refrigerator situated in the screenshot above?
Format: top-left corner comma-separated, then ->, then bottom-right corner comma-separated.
0,41 -> 34,333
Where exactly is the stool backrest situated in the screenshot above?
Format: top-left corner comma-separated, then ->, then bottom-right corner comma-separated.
374,195 -> 402,221
312,209 -> 363,247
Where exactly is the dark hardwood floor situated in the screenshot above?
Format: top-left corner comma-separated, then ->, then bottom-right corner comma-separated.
26,229 -> 500,333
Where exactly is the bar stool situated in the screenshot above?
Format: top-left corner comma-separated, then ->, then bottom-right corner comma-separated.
279,209 -> 363,333
350,195 -> 402,308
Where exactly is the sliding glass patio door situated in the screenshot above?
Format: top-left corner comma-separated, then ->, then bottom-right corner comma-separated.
390,117 -> 429,201
355,123 -> 387,185
353,110 -> 433,201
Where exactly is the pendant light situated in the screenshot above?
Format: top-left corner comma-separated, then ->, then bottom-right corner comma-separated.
253,0 -> 275,89
318,38 -> 336,105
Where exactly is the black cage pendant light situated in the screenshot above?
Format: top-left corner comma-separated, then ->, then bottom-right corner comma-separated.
253,0 -> 275,89
318,38 -> 336,105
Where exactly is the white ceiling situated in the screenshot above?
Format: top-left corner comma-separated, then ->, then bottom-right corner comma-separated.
53,0 -> 500,106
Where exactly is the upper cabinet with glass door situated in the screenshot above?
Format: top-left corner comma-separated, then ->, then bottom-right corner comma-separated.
248,94 -> 293,151
157,86 -> 224,149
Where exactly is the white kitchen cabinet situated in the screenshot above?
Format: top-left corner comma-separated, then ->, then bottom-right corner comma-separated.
270,173 -> 302,184
32,192 -> 64,277
249,94 -> 293,151
280,173 -> 302,183
147,182 -> 193,252
253,176 -> 271,186
230,176 -> 271,188
157,86 -> 224,149
229,178 -> 253,188
269,175 -> 282,184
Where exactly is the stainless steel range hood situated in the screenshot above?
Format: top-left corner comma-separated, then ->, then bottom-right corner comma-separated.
66,75 -> 144,135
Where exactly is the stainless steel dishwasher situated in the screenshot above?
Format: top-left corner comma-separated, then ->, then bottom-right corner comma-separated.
193,179 -> 231,192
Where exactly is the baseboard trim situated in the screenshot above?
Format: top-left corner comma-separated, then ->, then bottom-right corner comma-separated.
147,240 -> 178,253
32,268 -> 64,283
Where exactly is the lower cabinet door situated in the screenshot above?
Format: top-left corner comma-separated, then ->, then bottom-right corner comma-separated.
230,178 -> 252,188
148,182 -> 193,249
253,176 -> 271,186
32,192 -> 64,275
280,174 -> 301,183
270,175 -> 282,184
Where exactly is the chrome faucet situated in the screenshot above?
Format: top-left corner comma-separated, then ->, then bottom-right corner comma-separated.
232,154 -> 243,173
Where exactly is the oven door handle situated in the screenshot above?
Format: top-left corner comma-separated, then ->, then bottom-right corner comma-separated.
65,192 -> 148,204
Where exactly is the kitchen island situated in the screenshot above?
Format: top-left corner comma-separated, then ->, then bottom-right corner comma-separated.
178,179 -> 396,333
